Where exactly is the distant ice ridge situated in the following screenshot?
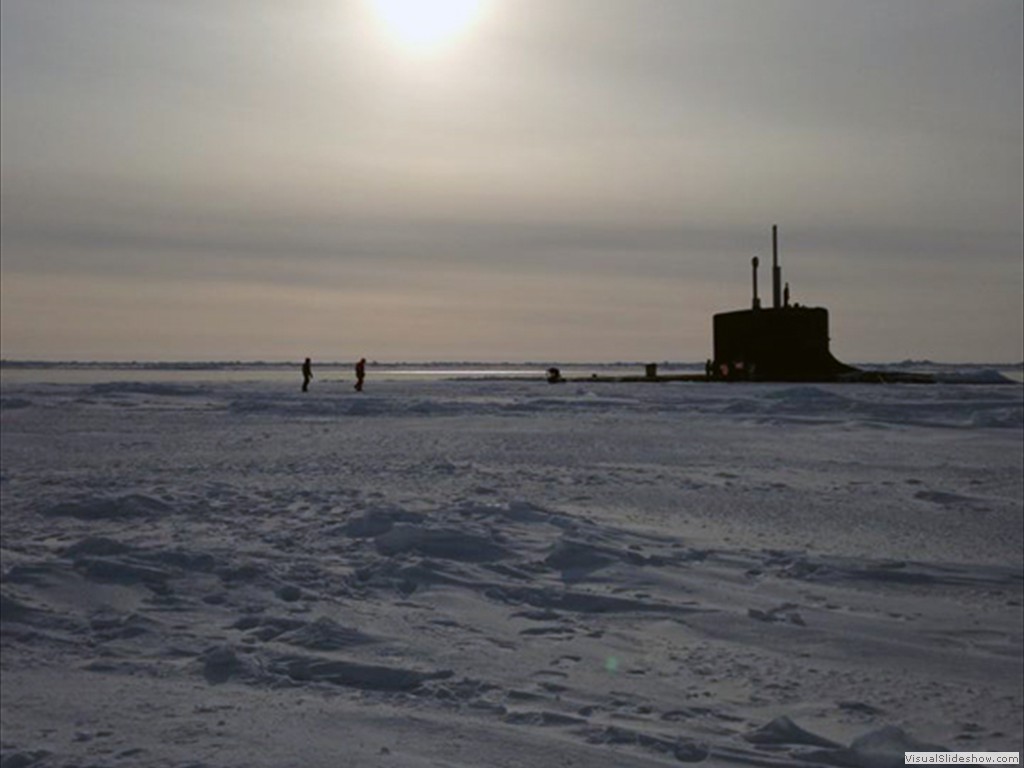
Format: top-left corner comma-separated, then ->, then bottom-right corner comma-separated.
860,361 -> 1022,384
3,374 -> 1020,430
931,368 -> 1019,384
4,359 -> 1021,389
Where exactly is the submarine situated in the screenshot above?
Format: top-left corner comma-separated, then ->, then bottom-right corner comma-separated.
543,225 -> 937,384
711,225 -> 857,382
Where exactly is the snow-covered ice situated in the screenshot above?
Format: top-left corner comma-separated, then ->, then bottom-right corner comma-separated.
1,369 -> 1021,766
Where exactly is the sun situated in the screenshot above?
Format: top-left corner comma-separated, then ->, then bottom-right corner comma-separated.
368,0 -> 487,53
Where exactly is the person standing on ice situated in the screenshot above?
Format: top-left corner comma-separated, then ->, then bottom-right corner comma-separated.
301,358 -> 313,392
354,358 -> 366,392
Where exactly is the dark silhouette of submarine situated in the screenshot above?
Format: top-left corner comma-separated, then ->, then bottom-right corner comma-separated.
711,225 -> 857,382
545,225 -> 937,384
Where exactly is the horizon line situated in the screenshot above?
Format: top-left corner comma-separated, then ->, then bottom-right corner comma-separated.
3,358 -> 1022,368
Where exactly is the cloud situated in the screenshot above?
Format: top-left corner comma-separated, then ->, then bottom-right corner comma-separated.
1,0 -> 1021,361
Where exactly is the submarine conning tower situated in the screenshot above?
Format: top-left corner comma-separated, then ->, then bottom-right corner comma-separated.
712,225 -> 857,381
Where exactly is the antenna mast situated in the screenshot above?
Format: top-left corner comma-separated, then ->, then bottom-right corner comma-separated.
772,224 -> 782,309
751,257 -> 761,309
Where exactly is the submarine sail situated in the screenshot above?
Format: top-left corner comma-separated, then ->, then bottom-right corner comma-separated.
712,226 -> 856,382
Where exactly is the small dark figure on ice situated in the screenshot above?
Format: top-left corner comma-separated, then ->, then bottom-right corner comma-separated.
354,358 -> 366,392
301,358 -> 313,392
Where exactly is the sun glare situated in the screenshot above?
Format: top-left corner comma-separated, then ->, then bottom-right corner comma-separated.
369,0 -> 486,53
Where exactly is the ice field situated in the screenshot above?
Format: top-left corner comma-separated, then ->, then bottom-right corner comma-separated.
1,367 -> 1021,767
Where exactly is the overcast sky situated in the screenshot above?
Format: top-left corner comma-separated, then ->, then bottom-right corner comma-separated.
2,0 -> 1021,362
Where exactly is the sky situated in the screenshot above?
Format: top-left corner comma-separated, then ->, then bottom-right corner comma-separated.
1,0 -> 1022,363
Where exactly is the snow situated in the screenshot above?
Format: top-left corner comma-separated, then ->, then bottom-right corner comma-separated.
1,369 -> 1021,766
